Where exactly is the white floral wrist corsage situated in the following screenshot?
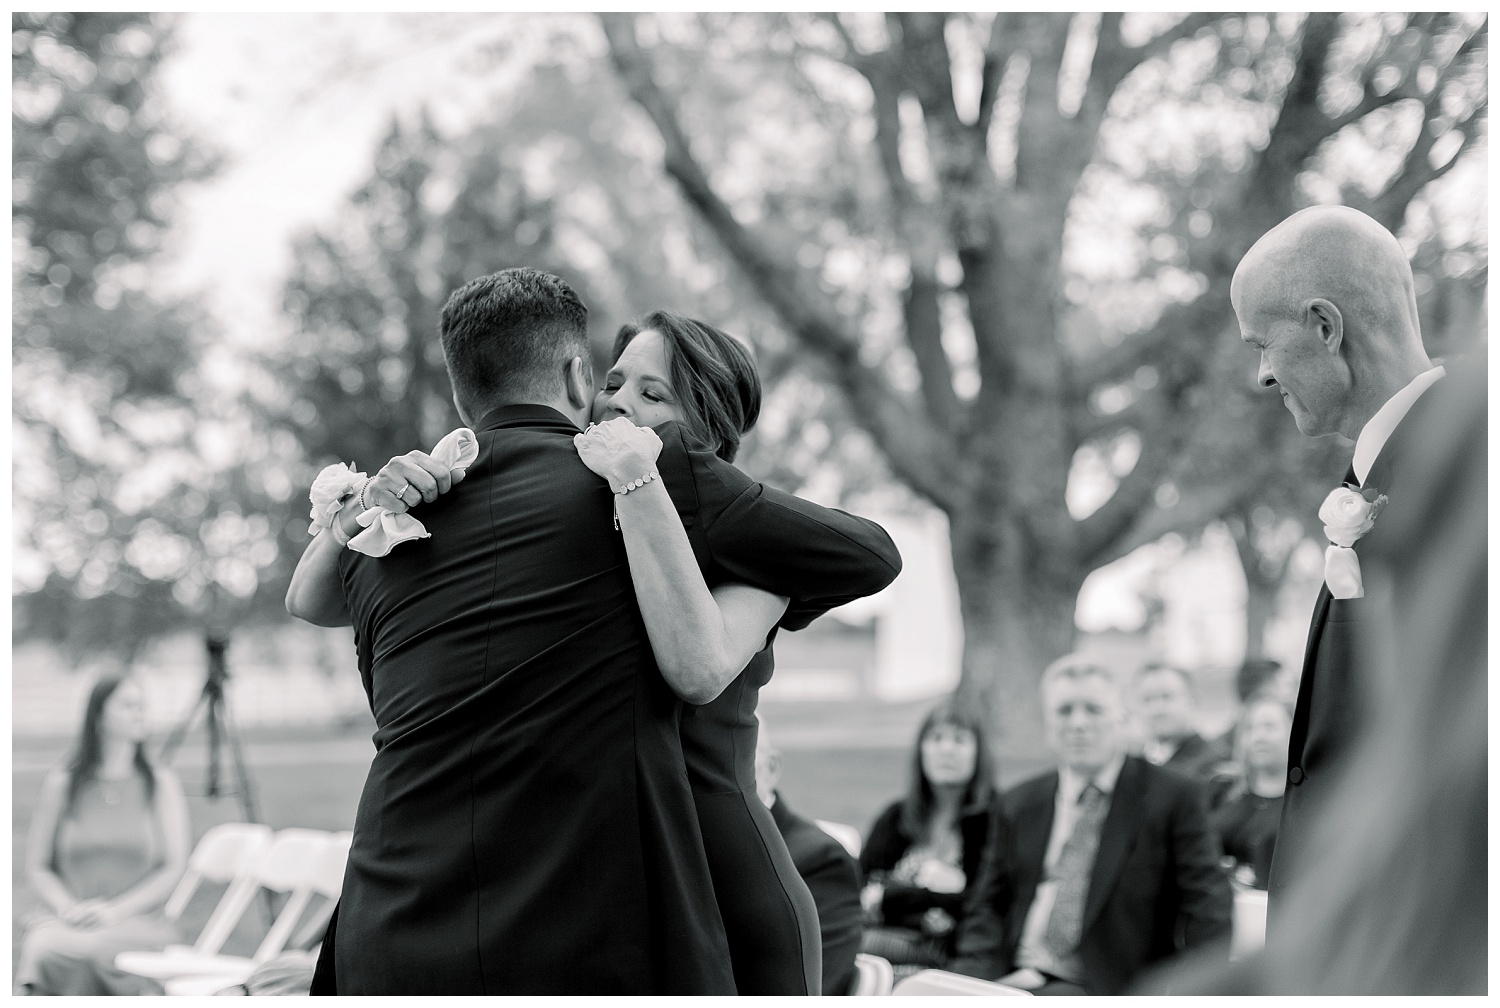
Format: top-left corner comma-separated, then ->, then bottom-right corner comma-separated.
309,462 -> 369,536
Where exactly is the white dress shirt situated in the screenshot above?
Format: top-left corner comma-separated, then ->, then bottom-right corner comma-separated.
1352,366 -> 1445,486
1014,754 -> 1126,983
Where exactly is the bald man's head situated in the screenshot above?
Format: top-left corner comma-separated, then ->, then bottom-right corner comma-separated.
1231,206 -> 1430,440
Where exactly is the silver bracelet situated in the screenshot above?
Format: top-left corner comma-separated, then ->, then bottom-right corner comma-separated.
357,477 -> 374,513
614,471 -> 660,495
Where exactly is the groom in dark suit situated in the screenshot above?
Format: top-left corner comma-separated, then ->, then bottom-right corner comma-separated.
1230,205 -> 1446,922
949,656 -> 1231,994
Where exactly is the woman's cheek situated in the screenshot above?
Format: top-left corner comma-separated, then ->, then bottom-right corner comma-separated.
590,394 -> 612,424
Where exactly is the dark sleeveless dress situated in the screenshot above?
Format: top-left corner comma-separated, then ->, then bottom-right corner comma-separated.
658,424 -> 902,994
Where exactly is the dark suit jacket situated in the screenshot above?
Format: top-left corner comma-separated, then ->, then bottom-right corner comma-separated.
950,756 -> 1232,995
858,799 -> 994,950
770,794 -> 864,995
1269,375 -> 1448,916
321,405 -> 733,995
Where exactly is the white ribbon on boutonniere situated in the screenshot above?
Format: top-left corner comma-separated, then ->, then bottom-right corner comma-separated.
1318,483 -> 1389,599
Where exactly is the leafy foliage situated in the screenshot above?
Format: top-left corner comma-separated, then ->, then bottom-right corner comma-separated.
602,12 -> 1487,745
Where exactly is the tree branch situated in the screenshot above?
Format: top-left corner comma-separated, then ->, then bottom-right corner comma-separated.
1053,14 -> 1225,215
1011,12 -> 1074,194
893,13 -> 962,133
600,13 -> 962,508
1087,466 -> 1268,567
977,13 -> 1020,135
1249,12 -> 1344,197
818,29 -> 962,431
1362,20 -> 1488,230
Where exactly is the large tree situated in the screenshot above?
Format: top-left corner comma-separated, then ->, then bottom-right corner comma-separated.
10,13 -> 281,653
600,12 -> 1487,748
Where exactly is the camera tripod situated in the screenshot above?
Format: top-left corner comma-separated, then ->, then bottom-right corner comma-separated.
161,632 -> 262,825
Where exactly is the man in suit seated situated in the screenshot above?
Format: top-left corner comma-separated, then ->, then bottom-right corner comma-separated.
949,655 -> 1232,994
754,724 -> 863,995
1133,662 -> 1228,781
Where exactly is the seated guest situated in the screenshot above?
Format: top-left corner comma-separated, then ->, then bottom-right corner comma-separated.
753,724 -> 864,996
1210,695 -> 1293,889
950,656 -> 1232,995
1207,657 -> 1286,769
858,700 -> 997,978
16,673 -> 191,996
1133,662 -> 1227,782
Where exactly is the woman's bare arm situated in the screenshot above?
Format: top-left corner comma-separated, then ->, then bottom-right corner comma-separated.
25,769 -> 80,916
285,451 -> 464,626
576,420 -> 788,705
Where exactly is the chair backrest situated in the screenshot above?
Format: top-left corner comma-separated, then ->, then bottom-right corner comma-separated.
162,822 -> 274,922
851,953 -> 894,996
285,831 -> 353,953
815,819 -> 863,858
310,831 -> 352,899
250,829 -> 337,964
892,969 -> 1033,996
255,828 -> 335,894
1231,887 -> 1269,961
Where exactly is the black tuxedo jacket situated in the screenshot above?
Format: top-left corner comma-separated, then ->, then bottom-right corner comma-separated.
1269,375 -> 1448,915
321,405 -> 733,995
950,756 -> 1231,995
770,794 -> 865,995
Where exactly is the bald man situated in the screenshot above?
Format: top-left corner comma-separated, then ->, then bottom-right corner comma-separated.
1230,205 -> 1447,923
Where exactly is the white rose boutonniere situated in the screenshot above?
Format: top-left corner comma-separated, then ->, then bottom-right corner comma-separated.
1317,483 -> 1388,599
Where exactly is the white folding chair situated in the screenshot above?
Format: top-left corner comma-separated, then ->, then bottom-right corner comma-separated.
1231,887 -> 1268,961
114,822 -> 273,978
850,953 -> 895,995
892,969 -> 1034,995
120,828 -> 337,990
815,818 -> 864,858
161,829 -> 349,996
164,828 -> 354,996
288,830 -> 353,951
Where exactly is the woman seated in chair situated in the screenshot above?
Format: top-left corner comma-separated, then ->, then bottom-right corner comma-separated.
1209,694 -> 1294,890
16,672 -> 190,995
858,700 -> 998,978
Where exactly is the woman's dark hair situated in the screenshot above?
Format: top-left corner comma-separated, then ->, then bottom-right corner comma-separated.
613,310 -> 761,462
65,673 -> 156,813
898,698 -> 996,842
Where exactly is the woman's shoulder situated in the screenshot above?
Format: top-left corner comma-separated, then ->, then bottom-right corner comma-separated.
38,764 -> 72,795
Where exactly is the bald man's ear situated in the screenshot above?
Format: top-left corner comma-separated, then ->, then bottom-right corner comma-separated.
1307,298 -> 1344,355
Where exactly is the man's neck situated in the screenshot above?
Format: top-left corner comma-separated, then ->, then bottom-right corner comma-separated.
1341,350 -> 1431,440
1062,751 -> 1124,786
468,397 -> 589,430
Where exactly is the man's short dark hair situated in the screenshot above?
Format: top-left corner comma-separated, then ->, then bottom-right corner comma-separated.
1236,657 -> 1281,704
440,268 -> 589,412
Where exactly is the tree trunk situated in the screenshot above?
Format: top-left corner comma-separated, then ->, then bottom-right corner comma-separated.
1227,513 -> 1286,660
949,509 -> 1082,760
